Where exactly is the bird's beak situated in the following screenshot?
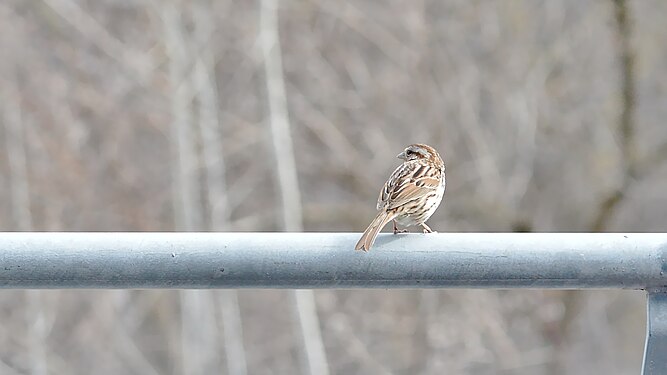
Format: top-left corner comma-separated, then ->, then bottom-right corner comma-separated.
397,151 -> 406,160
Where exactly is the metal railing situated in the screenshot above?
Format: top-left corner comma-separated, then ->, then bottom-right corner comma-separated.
0,232 -> 665,374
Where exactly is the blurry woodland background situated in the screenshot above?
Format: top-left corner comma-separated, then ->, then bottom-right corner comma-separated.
0,0 -> 666,374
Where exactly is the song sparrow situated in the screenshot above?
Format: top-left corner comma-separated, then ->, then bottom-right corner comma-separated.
355,144 -> 446,251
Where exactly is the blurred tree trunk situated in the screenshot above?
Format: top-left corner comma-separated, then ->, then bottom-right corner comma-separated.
193,2 -> 249,374
3,76 -> 47,375
590,0 -> 637,233
260,1 -> 330,374
162,3 -> 221,374
554,1 -> 638,374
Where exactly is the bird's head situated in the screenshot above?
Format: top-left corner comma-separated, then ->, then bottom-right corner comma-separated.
397,144 -> 441,163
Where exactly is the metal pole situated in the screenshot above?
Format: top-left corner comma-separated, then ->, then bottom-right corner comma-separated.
1,232 -> 666,374
0,232 -> 665,289
642,290 -> 667,375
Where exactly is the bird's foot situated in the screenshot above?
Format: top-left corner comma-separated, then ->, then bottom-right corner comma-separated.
421,223 -> 436,233
393,220 -> 409,234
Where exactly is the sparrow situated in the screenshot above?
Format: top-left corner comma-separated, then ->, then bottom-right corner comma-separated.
355,144 -> 446,251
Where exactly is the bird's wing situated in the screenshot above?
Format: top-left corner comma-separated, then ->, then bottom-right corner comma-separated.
377,162 -> 441,211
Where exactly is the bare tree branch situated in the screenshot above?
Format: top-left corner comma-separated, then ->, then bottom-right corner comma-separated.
40,0 -> 155,87
110,293 -> 161,375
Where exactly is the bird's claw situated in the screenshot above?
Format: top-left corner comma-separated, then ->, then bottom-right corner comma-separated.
392,220 -> 409,234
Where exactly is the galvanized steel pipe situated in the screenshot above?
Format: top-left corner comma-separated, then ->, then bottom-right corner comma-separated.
0,232 -> 665,289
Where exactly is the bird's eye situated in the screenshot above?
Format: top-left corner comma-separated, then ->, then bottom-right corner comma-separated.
405,150 -> 413,156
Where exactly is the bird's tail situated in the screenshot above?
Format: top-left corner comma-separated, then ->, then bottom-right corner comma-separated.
355,211 -> 394,251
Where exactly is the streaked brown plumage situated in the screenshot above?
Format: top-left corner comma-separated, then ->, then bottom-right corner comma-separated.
355,144 -> 446,251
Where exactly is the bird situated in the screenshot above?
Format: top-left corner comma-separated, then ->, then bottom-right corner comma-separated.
355,143 -> 446,251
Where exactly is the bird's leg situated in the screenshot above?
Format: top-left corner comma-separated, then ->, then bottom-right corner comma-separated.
421,223 -> 437,233
393,220 -> 409,234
